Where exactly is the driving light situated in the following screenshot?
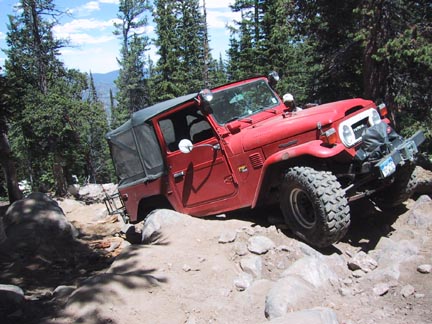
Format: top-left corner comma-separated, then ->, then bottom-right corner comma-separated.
342,125 -> 355,147
369,109 -> 381,125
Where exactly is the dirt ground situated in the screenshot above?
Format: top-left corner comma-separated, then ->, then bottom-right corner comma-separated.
1,193 -> 432,324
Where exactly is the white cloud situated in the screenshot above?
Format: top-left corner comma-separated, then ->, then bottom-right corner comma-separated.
53,18 -> 120,46
55,18 -> 118,34
201,0 -> 235,9
99,0 -> 119,4
59,45 -> 119,73
0,31 -> 5,41
67,1 -> 100,17
66,33 -> 116,45
206,10 -> 240,29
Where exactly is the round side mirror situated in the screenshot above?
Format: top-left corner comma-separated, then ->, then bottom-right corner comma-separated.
178,139 -> 194,154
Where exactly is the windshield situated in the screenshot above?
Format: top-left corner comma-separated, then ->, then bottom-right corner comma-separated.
210,79 -> 280,124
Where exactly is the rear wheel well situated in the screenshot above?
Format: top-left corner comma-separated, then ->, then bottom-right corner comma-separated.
136,195 -> 173,222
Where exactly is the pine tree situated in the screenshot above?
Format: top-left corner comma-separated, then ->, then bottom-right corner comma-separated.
5,0 -> 72,195
113,0 -> 152,128
152,0 -> 209,99
0,71 -> 23,202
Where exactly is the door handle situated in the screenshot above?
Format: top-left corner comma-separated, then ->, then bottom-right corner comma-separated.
173,171 -> 185,179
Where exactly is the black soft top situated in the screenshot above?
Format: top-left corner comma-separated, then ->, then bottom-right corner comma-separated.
106,93 -> 198,187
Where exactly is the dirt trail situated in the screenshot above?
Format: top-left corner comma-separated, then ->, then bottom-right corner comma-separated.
1,194 -> 432,324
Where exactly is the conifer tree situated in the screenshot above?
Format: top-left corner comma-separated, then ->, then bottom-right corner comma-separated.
152,0 -> 209,99
113,0 -> 151,128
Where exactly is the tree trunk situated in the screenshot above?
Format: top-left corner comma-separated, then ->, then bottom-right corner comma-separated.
0,132 -> 23,203
53,155 -> 67,196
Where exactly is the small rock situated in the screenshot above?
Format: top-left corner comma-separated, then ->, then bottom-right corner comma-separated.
247,236 -> 275,255
339,287 -> 352,296
182,264 -> 192,272
400,284 -> 415,298
53,285 -> 76,298
106,240 -> 121,252
347,251 -> 378,273
414,293 -> 425,298
417,264 -> 432,274
351,269 -> 365,278
372,283 -> 390,296
234,242 -> 248,256
234,272 -> 253,291
218,230 -> 237,244
243,227 -> 255,236
240,255 -> 263,279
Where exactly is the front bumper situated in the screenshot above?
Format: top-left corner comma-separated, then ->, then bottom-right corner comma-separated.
375,130 -> 425,178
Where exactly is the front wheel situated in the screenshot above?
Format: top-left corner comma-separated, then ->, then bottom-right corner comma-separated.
372,164 -> 417,211
280,167 -> 350,248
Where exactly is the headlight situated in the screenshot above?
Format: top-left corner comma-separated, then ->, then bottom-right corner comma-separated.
341,125 -> 356,147
369,109 -> 381,125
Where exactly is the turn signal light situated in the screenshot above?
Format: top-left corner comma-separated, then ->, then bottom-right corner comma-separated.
321,128 -> 337,145
378,103 -> 388,118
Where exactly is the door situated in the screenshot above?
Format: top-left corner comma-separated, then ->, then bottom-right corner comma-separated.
158,105 -> 238,209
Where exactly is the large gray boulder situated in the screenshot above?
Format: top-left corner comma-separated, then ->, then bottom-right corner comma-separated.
265,307 -> 339,324
2,193 -> 78,254
0,216 -> 6,244
0,284 -> 25,315
141,209 -> 185,243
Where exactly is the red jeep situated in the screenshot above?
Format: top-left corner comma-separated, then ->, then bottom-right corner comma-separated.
106,73 -> 424,247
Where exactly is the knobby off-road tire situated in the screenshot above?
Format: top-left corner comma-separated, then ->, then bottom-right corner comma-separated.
372,163 -> 417,211
280,166 -> 350,248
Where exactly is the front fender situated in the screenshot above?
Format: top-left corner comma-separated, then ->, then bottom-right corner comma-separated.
251,140 -> 346,208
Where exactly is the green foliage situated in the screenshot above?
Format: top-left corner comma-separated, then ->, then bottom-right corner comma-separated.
113,0 -> 152,128
4,0 -> 114,195
152,0 -> 209,99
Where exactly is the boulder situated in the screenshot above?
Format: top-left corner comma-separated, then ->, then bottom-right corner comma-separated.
141,209 -> 185,243
2,193 -> 78,254
247,236 -> 275,255
281,255 -> 340,288
218,230 -> 238,243
347,251 -> 378,273
77,183 -> 118,203
406,199 -> 432,228
265,307 -> 339,324
0,284 -> 25,314
265,275 -> 314,319
0,216 -> 6,244
240,255 -> 263,279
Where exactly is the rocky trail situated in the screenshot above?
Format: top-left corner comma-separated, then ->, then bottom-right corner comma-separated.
0,169 -> 432,324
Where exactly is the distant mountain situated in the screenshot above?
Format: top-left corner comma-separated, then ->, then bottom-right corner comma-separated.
92,70 -> 119,118
93,70 -> 119,85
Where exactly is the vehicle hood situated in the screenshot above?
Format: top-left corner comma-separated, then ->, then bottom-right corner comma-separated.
240,98 -> 374,151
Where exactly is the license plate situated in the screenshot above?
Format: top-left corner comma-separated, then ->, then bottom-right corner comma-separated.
379,156 -> 396,178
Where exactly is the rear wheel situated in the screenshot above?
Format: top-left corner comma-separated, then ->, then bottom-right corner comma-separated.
280,166 -> 350,248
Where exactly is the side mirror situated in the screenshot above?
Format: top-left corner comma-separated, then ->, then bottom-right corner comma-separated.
199,89 -> 214,113
178,139 -> 194,154
178,138 -> 221,154
268,71 -> 280,89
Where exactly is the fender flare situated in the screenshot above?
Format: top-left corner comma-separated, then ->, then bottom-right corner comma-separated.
251,140 -> 346,208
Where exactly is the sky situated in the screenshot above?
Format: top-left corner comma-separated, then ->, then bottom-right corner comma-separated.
0,0 -> 240,74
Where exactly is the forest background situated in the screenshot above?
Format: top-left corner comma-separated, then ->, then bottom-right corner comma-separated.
0,0 -> 431,202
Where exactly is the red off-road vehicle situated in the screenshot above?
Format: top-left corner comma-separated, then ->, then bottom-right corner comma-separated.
106,73 -> 424,247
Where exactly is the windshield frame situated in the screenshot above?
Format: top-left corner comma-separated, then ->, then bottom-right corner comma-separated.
209,79 -> 280,125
